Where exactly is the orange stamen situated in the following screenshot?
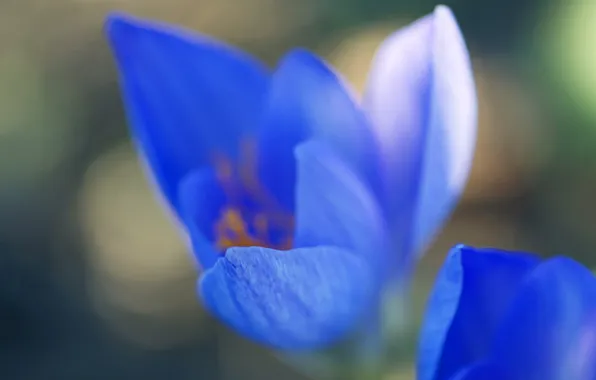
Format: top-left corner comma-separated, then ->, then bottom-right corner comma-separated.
212,139 -> 295,252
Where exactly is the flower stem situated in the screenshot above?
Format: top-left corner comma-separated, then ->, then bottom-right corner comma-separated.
341,305 -> 386,380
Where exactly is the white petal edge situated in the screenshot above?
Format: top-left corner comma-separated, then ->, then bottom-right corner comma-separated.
363,5 -> 477,258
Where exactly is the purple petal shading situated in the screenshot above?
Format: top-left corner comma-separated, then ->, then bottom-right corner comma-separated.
363,6 -> 476,266
491,257 -> 596,380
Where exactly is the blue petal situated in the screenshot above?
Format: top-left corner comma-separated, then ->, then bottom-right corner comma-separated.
177,170 -> 225,269
199,141 -> 384,349
294,140 -> 387,275
257,49 -> 379,211
363,6 -> 476,266
105,13 -> 269,215
199,246 -> 373,349
449,362 -> 505,380
417,245 -> 540,380
491,257 -> 596,380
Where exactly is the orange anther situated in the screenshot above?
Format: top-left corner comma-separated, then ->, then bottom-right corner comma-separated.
211,139 -> 295,252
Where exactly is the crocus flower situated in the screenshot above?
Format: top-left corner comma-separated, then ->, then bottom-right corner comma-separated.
418,245 -> 596,380
105,5 -> 476,350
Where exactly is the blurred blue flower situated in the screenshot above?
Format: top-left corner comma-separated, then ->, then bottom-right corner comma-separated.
105,5 -> 476,350
418,245 -> 596,380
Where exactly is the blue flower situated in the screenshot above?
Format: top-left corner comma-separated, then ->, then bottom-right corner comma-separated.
105,5 -> 476,350
418,245 -> 596,380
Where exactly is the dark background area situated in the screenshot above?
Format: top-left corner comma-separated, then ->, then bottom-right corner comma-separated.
1,0 -> 596,378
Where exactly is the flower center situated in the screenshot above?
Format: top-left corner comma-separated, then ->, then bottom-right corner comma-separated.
213,141 -> 294,252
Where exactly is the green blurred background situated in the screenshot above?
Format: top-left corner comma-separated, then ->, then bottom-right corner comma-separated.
1,0 -> 596,378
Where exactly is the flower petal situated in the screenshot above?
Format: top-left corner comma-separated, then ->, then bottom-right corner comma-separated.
491,257 -> 596,380
105,13 -> 269,215
199,245 -> 373,349
449,362 -> 505,380
177,170 -> 225,269
417,245 -> 539,380
363,6 -> 476,263
294,140 -> 387,274
257,49 -> 379,211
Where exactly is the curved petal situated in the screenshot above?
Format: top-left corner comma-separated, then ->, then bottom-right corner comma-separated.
257,49 -> 379,211
177,170 -> 225,269
417,245 -> 540,380
491,257 -> 596,380
294,140 -> 387,275
363,6 -> 477,263
199,245 -> 373,349
105,13 -> 269,215
449,362 -> 506,380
